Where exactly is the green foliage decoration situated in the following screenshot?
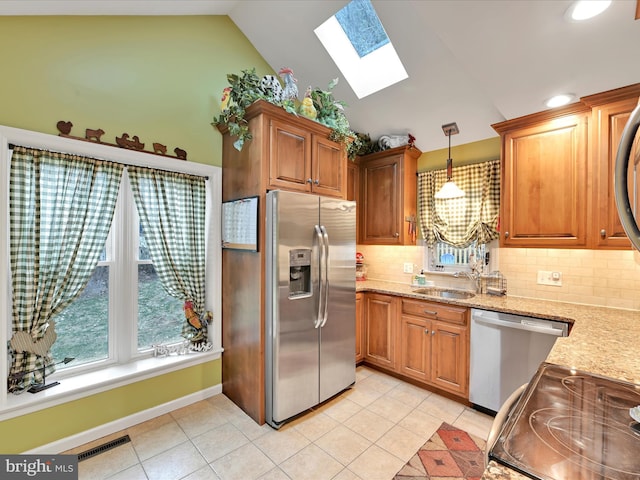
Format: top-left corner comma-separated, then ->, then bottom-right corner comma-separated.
310,78 -> 362,160
212,69 -> 362,160
212,68 -> 295,151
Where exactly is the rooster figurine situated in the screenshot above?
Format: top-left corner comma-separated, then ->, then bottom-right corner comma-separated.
298,86 -> 317,120
184,300 -> 202,330
278,67 -> 298,102
220,86 -> 232,111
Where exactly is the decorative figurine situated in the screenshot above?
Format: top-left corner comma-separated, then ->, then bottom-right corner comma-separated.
279,67 -> 298,101
299,86 -> 317,120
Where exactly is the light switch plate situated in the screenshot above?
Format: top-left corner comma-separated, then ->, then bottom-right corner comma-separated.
403,262 -> 414,274
537,270 -> 562,286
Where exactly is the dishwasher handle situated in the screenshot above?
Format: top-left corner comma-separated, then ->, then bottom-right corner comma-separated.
473,312 -> 567,337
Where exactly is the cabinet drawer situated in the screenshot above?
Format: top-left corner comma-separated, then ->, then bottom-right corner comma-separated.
402,298 -> 467,325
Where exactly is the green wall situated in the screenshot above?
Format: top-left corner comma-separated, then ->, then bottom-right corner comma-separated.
0,360 -> 221,453
0,15 -> 269,453
0,15 -> 273,167
418,136 -> 500,171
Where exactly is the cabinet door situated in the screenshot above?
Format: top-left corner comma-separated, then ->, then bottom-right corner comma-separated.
347,161 -> 359,242
592,97 -> 639,248
268,118 -> 312,193
364,293 -> 397,370
355,292 -> 364,363
312,136 -> 346,198
399,315 -> 431,382
501,113 -> 589,247
431,321 -> 468,397
361,154 -> 402,244
347,160 -> 359,202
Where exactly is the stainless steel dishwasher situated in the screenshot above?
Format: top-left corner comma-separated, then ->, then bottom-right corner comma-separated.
469,308 -> 568,414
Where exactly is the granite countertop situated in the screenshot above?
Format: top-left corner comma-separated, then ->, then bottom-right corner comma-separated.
356,279 -> 640,480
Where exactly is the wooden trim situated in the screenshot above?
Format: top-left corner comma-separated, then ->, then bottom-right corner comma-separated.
581,83 -> 640,108
492,103 -> 590,134
493,83 -> 640,135
216,99 -> 335,139
636,0 -> 639,20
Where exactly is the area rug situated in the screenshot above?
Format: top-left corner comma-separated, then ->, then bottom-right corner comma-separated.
393,422 -> 486,480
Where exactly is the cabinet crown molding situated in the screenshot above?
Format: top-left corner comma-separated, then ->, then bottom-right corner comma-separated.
493,83 -> 640,134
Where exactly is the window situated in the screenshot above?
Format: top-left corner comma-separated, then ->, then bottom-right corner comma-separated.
315,0 -> 408,98
50,186 -> 187,371
136,223 -> 185,350
425,240 -> 498,274
1,126 -> 220,401
50,263 -> 110,366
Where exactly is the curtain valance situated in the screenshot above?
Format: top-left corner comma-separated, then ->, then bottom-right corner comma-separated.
418,159 -> 500,247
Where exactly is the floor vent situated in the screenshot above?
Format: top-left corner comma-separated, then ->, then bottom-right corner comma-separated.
77,435 -> 131,462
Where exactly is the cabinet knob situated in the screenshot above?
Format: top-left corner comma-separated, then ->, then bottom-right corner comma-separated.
600,229 -> 606,238
306,178 -> 313,184
424,328 -> 430,334
504,231 -> 510,238
394,232 -> 399,237
432,330 -> 436,336
314,179 -> 320,185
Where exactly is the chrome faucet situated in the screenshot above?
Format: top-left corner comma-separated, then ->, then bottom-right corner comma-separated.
453,270 -> 481,293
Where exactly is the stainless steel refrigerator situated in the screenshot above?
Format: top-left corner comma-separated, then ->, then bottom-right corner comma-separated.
265,190 -> 356,428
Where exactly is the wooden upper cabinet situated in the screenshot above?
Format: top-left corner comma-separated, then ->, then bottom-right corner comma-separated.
494,108 -> 590,247
359,145 -> 421,245
268,115 -> 346,198
268,118 -> 312,193
218,100 -> 347,199
347,160 -> 358,202
584,84 -> 640,248
493,83 -> 640,249
312,135 -> 346,198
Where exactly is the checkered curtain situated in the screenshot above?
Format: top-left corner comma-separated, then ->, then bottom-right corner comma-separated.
127,166 -> 208,343
8,146 -> 123,393
418,159 -> 500,247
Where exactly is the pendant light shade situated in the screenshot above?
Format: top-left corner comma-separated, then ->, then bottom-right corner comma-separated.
435,122 -> 465,199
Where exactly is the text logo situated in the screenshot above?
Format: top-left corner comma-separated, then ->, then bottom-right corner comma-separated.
0,455 -> 77,479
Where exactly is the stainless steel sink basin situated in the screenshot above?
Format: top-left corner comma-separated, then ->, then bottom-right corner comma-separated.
412,287 -> 476,299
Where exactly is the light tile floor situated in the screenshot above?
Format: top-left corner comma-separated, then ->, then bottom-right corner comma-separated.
65,366 -> 494,480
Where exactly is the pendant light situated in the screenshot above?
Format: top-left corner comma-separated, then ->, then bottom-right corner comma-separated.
435,122 -> 465,199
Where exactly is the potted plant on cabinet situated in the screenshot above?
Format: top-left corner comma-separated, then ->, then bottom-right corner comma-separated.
212,68 -> 364,160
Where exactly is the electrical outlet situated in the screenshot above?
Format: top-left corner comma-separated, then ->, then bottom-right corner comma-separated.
537,270 -> 563,286
403,262 -> 414,274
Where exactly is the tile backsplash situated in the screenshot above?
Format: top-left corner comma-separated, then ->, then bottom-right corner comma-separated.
357,245 -> 640,311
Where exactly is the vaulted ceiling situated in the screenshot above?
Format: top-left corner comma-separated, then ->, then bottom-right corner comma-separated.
2,0 -> 640,153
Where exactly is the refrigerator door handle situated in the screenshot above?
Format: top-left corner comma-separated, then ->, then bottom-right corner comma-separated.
320,226 -> 330,328
314,225 -> 325,329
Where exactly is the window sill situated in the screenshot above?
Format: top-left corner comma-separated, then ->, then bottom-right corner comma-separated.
0,348 -> 223,421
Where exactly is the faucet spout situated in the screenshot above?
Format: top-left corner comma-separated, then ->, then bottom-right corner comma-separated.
453,271 -> 481,293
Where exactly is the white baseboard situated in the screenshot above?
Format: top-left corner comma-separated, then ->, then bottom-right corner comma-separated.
24,384 -> 223,454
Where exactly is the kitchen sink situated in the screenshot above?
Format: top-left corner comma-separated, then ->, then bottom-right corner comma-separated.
412,287 -> 476,299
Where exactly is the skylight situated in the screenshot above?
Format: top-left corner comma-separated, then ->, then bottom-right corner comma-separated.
315,0 -> 408,99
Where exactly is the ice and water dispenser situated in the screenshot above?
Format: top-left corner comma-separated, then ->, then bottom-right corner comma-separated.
288,249 -> 312,298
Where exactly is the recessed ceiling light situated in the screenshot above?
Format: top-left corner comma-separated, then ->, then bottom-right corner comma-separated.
565,0 -> 611,21
546,94 -> 575,108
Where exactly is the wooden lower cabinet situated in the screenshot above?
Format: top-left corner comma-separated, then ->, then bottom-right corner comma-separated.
399,314 -> 431,382
431,321 -> 468,396
355,292 -> 364,363
363,293 -> 398,370
365,293 -> 469,398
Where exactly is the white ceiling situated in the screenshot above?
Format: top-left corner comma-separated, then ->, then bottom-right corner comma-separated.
2,0 -> 640,152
